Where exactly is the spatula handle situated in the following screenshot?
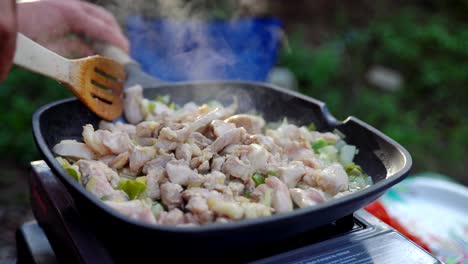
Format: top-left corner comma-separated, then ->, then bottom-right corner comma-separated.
96,44 -> 137,66
13,33 -> 70,83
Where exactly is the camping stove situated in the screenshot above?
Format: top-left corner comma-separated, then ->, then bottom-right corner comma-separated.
16,161 -> 440,264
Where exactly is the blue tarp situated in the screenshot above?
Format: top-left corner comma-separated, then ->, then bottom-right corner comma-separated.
127,17 -> 282,82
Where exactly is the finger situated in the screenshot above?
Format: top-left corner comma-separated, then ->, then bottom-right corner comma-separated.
80,1 -> 121,30
45,36 -> 94,58
0,0 -> 17,81
0,30 -> 16,81
69,7 -> 129,53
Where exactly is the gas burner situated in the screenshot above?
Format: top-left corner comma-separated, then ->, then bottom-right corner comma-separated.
17,161 -> 440,264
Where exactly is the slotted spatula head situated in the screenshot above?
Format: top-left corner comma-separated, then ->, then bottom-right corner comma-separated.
68,55 -> 125,120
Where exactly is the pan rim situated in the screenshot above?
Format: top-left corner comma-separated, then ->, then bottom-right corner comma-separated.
32,80 -> 412,233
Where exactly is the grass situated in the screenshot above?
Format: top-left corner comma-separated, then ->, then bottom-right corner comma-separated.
0,66 -> 71,164
279,8 -> 468,183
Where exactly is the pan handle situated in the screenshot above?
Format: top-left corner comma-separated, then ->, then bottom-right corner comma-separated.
95,44 -> 166,89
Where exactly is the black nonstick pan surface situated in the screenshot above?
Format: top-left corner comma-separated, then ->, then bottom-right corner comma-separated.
32,65 -> 411,262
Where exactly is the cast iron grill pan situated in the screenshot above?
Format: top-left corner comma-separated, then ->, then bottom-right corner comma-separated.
32,77 -> 411,262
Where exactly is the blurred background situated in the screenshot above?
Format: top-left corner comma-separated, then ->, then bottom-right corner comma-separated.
1,0 -> 467,259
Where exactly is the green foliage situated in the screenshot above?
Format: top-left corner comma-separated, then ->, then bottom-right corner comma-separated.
281,32 -> 341,89
0,66 -> 71,163
279,10 -> 468,181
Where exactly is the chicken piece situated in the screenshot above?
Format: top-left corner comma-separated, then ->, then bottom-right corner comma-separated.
83,125 -> 131,155
85,175 -> 128,201
82,124 -> 110,156
183,211 -> 214,225
98,120 -> 115,131
244,134 -> 281,155
188,100 -> 238,132
287,148 -> 322,168
243,173 -> 257,191
100,131 -> 132,154
222,144 -> 250,157
202,171 -> 226,190
189,143 -> 202,157
182,187 -> 223,201
197,160 -> 210,174
105,200 -> 156,224
267,123 -> 310,154
166,160 -> 200,186
314,163 -> 349,195
77,161 -> 123,200
241,203 -> 273,219
175,143 -> 192,162
99,121 -> 136,135
234,196 -> 250,203
186,196 -> 209,214
142,153 -> 173,174
171,102 -> 199,123
209,127 -> 246,153
188,132 -> 213,149
271,123 -> 304,143
278,161 -> 306,188
244,144 -> 269,173
123,84 -> 144,124
98,155 -> 116,166
227,181 -> 245,196
315,132 -> 340,144
158,208 -> 184,225
302,167 -> 319,187
53,140 -> 95,160
160,182 -> 183,210
265,176 -> 293,213
211,156 -> 225,171
189,149 -> 213,169
109,151 -> 129,169
159,123 -> 188,140
115,122 -> 136,135
77,160 -> 120,187
251,184 -> 273,207
136,121 -> 160,137
158,127 -> 177,141
207,198 -> 244,220
221,156 -> 253,182
289,188 -> 326,208
211,120 -> 236,137
194,211 -> 215,224
134,137 -> 157,147
155,140 -> 178,153
225,114 -> 265,134
129,146 -> 157,173
145,167 -> 165,200
183,213 -> 199,225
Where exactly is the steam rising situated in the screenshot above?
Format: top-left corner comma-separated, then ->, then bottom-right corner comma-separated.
100,0 -> 272,81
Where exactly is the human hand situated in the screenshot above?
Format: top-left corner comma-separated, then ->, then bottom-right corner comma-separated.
17,0 -> 129,58
0,0 -> 17,81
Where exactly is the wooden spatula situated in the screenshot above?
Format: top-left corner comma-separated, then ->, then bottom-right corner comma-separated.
13,33 -> 125,120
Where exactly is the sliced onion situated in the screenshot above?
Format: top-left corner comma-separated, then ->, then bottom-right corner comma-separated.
339,145 -> 357,165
